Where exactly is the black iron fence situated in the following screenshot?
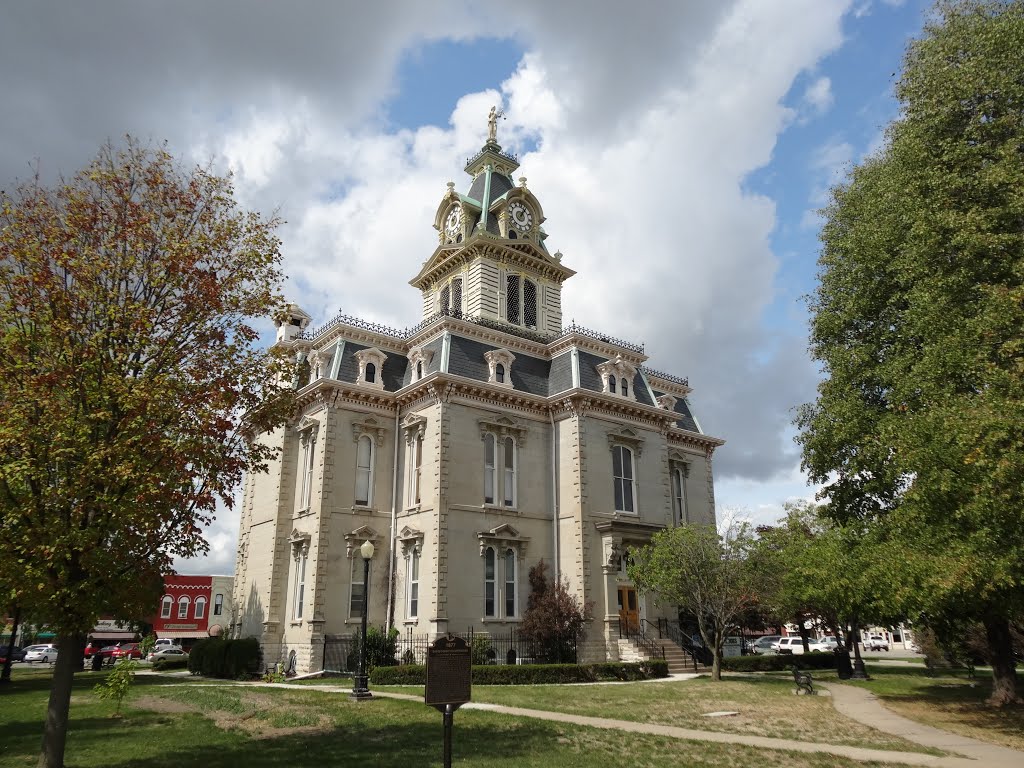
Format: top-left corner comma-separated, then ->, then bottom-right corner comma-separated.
323,626 -> 577,673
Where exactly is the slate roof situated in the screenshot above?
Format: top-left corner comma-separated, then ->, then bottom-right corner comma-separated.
447,335 -> 551,396
548,352 -> 573,396
466,171 -> 514,208
336,342 -> 409,392
652,390 -> 700,433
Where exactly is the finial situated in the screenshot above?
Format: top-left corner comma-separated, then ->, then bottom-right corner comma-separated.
518,176 -> 527,189
554,250 -> 563,262
446,181 -> 455,193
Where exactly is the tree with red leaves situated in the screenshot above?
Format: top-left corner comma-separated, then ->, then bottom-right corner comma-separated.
0,139 -> 294,767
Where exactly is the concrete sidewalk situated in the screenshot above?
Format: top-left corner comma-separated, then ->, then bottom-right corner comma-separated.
822,682 -> 1024,768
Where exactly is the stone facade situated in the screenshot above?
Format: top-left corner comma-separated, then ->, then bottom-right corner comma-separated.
232,126 -> 724,674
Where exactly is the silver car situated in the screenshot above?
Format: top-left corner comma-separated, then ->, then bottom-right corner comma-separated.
23,644 -> 59,663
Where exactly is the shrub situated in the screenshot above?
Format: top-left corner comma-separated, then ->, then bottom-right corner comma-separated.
351,626 -> 399,671
721,653 -> 837,672
370,660 -> 668,686
470,635 -> 493,666
187,637 -> 261,679
519,561 -> 592,663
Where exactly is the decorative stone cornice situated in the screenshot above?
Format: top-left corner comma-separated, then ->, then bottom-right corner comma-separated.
476,523 -> 529,561
344,525 -> 379,559
477,413 -> 528,446
351,415 -> 388,446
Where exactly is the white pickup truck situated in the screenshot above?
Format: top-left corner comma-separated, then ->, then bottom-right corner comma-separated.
864,635 -> 890,651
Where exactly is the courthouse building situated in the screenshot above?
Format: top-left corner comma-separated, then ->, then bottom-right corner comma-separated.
232,117 -> 724,673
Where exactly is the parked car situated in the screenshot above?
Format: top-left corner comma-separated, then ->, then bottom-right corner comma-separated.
146,647 -> 188,663
154,638 -> 179,649
749,635 -> 782,654
864,635 -> 890,651
24,644 -> 59,663
774,637 -> 828,655
111,643 -> 143,660
0,646 -> 27,664
816,636 -> 841,651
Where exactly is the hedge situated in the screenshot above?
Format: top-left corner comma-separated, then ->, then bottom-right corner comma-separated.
152,657 -> 189,672
370,660 -> 668,686
721,653 -> 838,672
187,637 -> 262,679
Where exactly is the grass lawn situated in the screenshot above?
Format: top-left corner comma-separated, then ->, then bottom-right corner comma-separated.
377,675 -> 935,754
0,668 -> 906,768
847,664 -> 1024,752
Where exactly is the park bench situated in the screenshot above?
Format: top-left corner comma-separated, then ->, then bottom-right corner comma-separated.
791,666 -> 814,695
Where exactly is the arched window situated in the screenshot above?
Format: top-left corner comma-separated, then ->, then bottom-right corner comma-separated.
495,363 -> 505,383
612,445 -> 635,514
484,547 -> 496,617
355,435 -> 374,506
416,360 -> 423,380
194,596 -> 207,620
504,548 -> 517,617
177,596 -> 191,619
299,423 -> 317,511
440,284 -> 451,314
160,595 -> 173,619
365,362 -> 376,383
504,275 -> 538,329
503,436 -> 516,507
483,433 -> 496,505
506,275 -> 521,325
609,376 -> 616,394
621,378 -> 629,397
407,433 -> 423,507
523,279 -> 537,329
452,278 -> 463,318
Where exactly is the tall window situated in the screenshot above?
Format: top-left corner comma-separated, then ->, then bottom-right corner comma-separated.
483,434 -> 516,508
294,552 -> 307,620
177,596 -> 190,619
609,376 -> 616,394
495,363 -> 505,383
214,593 -> 224,616
621,378 -> 629,397
672,466 -> 688,525
483,434 -> 496,505
504,548 -> 517,617
160,595 -> 172,619
484,547 -> 496,617
194,596 -> 207,620
299,426 -> 317,511
612,445 -> 635,514
365,362 -> 376,383
407,549 -> 420,619
355,435 -> 374,506
505,275 -> 538,329
350,557 -> 366,618
440,278 -> 463,317
503,437 -> 516,507
407,433 -> 423,507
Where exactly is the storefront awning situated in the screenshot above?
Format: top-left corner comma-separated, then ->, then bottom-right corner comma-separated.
155,630 -> 204,639
89,631 -> 136,641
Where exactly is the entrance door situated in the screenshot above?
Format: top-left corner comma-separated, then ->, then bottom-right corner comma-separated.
617,586 -> 639,631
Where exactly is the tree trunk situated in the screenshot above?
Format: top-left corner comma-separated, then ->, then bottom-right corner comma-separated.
984,613 -> 1021,707
2,606 -> 20,683
37,631 -> 83,768
711,648 -> 721,681
796,614 -> 810,653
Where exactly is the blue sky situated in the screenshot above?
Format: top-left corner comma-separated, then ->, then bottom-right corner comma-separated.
0,0 -> 935,573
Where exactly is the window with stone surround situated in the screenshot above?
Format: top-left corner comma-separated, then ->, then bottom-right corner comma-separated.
477,525 -> 528,621
355,434 -> 374,507
160,595 -> 172,619
354,347 -> 387,390
479,416 -> 526,509
597,355 -> 638,401
672,464 -> 690,525
484,348 -> 515,388
214,593 -> 224,616
297,417 -> 319,513
177,596 -> 190,619
505,274 -> 538,330
403,415 -> 427,509
612,445 -> 635,514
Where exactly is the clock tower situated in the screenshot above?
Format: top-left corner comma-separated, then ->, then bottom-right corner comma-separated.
411,110 -> 575,335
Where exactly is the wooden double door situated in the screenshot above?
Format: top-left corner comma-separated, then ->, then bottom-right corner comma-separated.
617,586 -> 639,631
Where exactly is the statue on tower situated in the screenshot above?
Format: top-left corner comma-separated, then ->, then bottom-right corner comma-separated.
487,106 -> 503,143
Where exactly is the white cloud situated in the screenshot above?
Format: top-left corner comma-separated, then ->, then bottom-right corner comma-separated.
803,76 -> 835,115
2,0 -> 858,574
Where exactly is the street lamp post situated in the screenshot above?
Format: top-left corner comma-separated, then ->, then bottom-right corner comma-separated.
350,539 -> 374,701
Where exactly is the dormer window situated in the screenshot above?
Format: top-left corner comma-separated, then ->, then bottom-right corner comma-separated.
407,345 -> 435,383
597,355 -> 638,401
354,348 -> 387,390
484,349 -> 516,388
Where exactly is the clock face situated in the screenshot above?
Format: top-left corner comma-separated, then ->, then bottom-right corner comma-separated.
508,201 -> 533,232
444,206 -> 462,238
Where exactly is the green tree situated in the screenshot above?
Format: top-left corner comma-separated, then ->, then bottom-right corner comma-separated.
628,521 -> 758,681
0,138 -> 295,766
798,0 -> 1024,705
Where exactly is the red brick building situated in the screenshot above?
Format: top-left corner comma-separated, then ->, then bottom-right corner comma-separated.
153,574 -> 233,647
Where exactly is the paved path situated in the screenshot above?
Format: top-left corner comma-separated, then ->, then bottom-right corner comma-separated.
822,682 -> 1024,768
190,675 -> 1024,767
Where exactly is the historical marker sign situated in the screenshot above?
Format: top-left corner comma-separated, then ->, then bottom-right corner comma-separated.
425,634 -> 472,708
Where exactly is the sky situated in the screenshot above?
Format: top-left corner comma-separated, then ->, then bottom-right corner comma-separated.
0,0 -> 932,575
